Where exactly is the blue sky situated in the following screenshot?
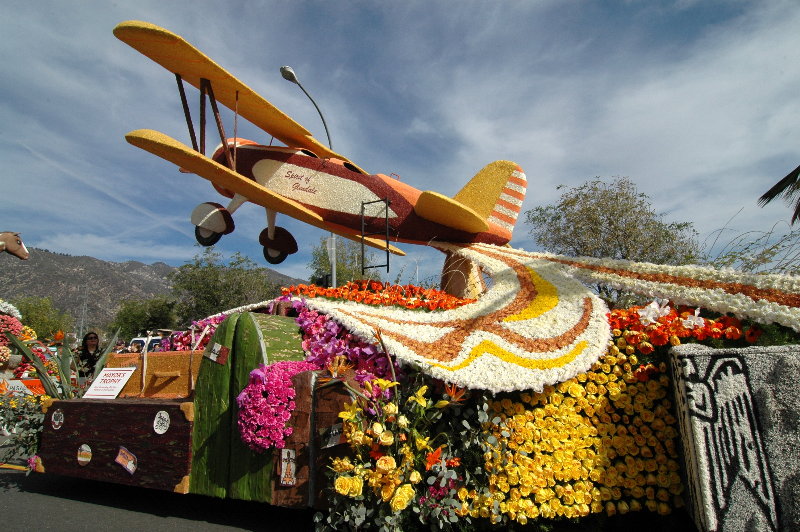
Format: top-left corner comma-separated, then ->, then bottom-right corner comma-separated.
2,1 -> 799,285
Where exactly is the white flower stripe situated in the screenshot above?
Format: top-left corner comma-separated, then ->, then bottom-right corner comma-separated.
303,243 -> 610,392
478,244 -> 800,331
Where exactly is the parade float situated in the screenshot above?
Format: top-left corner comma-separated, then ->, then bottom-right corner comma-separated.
1,20 -> 798,532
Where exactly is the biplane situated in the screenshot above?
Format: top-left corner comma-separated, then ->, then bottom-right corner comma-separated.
114,21 -> 527,265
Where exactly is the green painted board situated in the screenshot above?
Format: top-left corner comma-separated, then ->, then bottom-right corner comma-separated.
228,313 -> 306,501
253,313 -> 306,363
227,312 -> 275,502
189,313 -> 240,498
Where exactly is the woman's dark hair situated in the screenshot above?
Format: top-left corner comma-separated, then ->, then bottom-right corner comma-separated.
81,331 -> 100,352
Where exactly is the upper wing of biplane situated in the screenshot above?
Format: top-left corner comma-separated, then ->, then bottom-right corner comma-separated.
114,20 -> 364,171
125,129 -> 404,256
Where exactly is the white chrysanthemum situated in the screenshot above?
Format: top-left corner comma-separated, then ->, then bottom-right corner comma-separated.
0,299 -> 21,320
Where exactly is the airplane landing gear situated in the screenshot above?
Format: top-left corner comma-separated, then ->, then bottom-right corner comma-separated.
191,202 -> 235,246
259,226 -> 297,265
195,226 -> 222,246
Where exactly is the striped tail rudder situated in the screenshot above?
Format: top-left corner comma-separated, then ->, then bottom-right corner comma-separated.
453,160 -> 527,239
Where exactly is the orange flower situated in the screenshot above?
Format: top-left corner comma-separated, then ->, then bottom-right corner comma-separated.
445,457 -> 461,468
53,330 -> 65,341
326,355 -> 354,378
445,382 -> 467,404
724,327 -> 742,340
426,446 -> 443,471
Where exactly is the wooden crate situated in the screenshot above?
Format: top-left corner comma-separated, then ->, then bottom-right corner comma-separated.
105,350 -> 203,399
269,371 -> 352,509
37,398 -> 194,492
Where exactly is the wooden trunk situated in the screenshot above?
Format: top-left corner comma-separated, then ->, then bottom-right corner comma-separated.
35,311 -> 352,508
37,398 -> 193,492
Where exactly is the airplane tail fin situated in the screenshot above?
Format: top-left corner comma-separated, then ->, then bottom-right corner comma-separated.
452,160 -> 527,238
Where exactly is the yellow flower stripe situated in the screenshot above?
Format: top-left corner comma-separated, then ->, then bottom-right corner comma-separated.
430,340 -> 588,371
504,268 -> 559,322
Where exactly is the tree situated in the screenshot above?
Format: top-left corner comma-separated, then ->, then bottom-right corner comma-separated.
109,296 -> 177,340
11,296 -> 74,338
170,247 -> 281,325
307,236 -> 381,286
525,177 -> 702,305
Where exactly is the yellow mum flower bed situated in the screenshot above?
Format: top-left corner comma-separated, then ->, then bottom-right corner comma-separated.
471,348 -> 683,523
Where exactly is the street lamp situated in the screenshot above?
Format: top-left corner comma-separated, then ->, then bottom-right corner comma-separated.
280,66 -> 333,149
281,65 -> 337,286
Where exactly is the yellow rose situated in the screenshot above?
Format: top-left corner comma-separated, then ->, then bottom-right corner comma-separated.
348,475 -> 364,497
372,422 -> 385,435
376,455 -> 397,473
409,470 -> 422,484
383,402 -> 398,415
381,481 -> 396,502
349,430 -> 366,445
334,475 -> 352,496
332,457 -> 355,472
390,483 -> 415,512
379,430 -> 395,446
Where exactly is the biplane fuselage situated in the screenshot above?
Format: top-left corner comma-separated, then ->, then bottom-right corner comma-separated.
211,142 -> 512,247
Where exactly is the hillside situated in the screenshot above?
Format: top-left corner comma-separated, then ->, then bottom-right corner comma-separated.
0,248 -> 305,329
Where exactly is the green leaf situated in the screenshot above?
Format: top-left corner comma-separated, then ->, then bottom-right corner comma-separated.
7,334 -> 61,398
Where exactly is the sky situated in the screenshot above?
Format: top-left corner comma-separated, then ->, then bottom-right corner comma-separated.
2,1 -> 799,286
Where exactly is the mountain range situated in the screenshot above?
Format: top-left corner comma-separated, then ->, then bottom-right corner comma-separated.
0,248 -> 304,330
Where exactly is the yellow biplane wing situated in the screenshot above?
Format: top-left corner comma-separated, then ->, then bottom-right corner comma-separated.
114,21 -> 364,171
125,129 -> 403,256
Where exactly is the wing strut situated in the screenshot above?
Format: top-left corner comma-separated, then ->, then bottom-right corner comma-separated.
175,74 -> 198,152
173,74 -> 235,170
361,198 -> 392,275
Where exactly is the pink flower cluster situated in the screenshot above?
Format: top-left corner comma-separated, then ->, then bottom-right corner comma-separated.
236,360 -> 318,451
0,314 -> 23,347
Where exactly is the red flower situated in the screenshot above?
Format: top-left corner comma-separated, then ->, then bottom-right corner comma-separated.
744,327 -> 762,343
369,443 -> 386,460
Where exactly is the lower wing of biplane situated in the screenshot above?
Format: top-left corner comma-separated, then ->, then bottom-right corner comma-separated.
125,129 -> 405,263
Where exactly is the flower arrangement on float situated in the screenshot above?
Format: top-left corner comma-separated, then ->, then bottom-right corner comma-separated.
163,314 -> 227,351
237,360 -> 320,451
314,341 -> 489,531
245,274 -> 796,530
282,280 -> 476,311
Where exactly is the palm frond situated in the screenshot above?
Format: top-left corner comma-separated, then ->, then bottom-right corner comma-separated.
759,164 -> 800,223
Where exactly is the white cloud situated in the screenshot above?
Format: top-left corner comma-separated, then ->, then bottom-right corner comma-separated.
34,233 -> 198,263
3,0 -> 799,282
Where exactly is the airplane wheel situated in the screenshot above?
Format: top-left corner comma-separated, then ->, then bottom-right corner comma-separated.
258,226 -> 297,265
195,226 -> 222,246
263,247 -> 289,264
